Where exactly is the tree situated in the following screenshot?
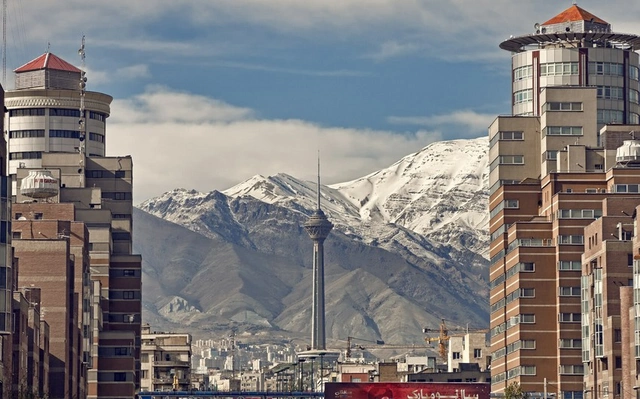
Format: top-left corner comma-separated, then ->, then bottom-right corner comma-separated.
504,382 -> 528,399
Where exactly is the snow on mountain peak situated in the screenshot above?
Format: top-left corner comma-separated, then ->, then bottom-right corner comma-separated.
141,136 -> 490,256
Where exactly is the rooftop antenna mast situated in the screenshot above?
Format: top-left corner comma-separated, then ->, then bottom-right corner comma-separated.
78,36 -> 87,185
2,0 -> 6,86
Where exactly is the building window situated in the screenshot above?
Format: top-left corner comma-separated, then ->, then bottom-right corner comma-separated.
514,89 -> 533,104
544,126 -> 583,136
123,269 -> 136,277
630,65 -> 640,80
112,232 -> 131,241
557,209 -> 602,219
630,112 -> 640,124
559,364 -> 584,375
614,184 -> 640,193
541,62 -> 578,76
559,313 -> 581,323
12,232 -> 20,239
544,150 -> 558,160
49,130 -> 80,139
113,372 -> 127,381
114,347 -> 129,356
544,102 -> 582,112
9,108 -> 45,117
87,170 -> 104,178
9,129 -> 45,138
589,61 -> 624,76
489,131 -> 524,148
474,349 -> 482,358
559,338 -> 581,349
504,199 -> 519,209
89,111 -> 106,121
506,262 -> 535,279
499,155 -> 524,165
559,261 -> 581,271
559,286 -> 581,297
89,132 -> 105,143
596,86 -> 624,100
514,65 -> 533,81
499,131 -> 524,140
50,108 -> 81,117
102,192 -> 132,200
123,291 -> 135,299
10,151 -> 42,160
34,213 -> 43,220
520,314 -> 535,323
630,89 -> 640,105
452,352 -> 461,359
597,109 -> 624,124
114,170 -> 125,178
614,329 -> 622,342
558,235 -> 584,245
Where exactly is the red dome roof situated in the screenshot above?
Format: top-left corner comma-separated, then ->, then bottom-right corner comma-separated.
15,52 -> 81,73
542,5 -> 608,26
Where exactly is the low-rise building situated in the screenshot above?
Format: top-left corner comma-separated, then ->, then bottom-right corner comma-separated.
140,324 -> 191,392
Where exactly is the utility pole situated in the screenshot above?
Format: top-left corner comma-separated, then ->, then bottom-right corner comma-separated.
230,328 -> 237,381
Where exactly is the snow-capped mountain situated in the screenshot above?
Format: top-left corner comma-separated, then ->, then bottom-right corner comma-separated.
135,137 -> 490,343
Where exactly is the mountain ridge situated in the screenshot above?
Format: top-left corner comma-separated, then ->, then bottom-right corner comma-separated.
135,136 -> 490,343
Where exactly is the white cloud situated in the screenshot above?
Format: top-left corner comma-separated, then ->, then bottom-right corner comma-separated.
388,111 -> 496,136
111,86 -> 254,124
115,64 -> 151,80
107,87 -> 441,203
365,41 -> 421,62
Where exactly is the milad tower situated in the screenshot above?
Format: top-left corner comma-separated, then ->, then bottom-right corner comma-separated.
298,161 -> 339,385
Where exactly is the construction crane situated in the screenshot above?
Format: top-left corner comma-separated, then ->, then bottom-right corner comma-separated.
345,336 -> 431,361
422,319 -> 488,360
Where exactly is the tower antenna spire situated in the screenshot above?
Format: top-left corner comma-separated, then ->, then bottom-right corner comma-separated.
317,151 -> 321,210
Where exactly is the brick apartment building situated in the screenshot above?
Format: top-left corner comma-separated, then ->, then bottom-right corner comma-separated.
490,4 -> 640,398
0,51 -> 143,399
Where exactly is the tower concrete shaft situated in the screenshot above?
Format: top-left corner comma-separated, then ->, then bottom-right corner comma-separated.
304,209 -> 333,350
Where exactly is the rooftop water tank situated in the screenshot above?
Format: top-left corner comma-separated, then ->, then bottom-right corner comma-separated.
20,170 -> 58,199
616,140 -> 640,165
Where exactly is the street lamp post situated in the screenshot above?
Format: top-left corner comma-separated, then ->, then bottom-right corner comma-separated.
311,358 -> 315,392
299,359 -> 306,392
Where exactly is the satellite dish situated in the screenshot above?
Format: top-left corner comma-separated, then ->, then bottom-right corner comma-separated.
534,23 -> 540,30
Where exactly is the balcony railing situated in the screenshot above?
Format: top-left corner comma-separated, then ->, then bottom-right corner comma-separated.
153,360 -> 190,367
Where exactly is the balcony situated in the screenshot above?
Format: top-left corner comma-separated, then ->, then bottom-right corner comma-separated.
153,360 -> 190,367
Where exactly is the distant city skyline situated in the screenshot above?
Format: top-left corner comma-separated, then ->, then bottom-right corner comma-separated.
5,0 -> 640,201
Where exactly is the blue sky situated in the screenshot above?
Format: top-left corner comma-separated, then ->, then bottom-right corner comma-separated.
6,0 -> 640,201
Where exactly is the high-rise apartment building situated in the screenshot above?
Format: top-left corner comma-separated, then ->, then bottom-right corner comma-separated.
489,5 -> 640,398
5,51 -> 142,399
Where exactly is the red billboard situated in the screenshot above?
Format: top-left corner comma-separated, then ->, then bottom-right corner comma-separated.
325,382 -> 490,399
